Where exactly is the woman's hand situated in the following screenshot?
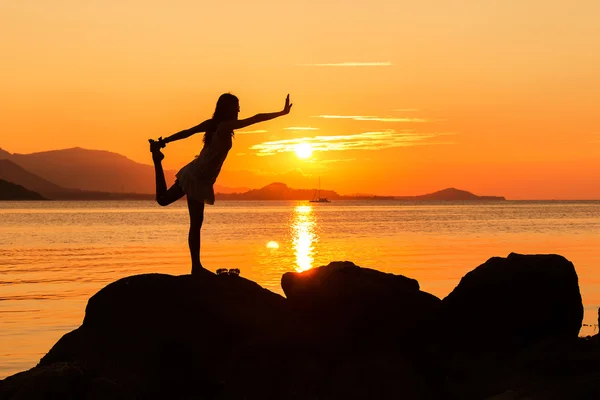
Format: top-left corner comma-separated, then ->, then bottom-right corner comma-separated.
282,94 -> 293,115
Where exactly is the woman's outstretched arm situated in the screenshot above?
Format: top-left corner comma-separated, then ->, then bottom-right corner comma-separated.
218,95 -> 293,132
158,119 -> 213,146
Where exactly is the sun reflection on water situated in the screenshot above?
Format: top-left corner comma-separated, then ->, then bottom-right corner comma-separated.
292,205 -> 317,272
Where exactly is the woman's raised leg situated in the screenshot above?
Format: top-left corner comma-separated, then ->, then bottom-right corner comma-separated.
150,139 -> 184,206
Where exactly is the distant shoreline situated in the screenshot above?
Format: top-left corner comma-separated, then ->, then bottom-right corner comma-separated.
3,198 -> 600,202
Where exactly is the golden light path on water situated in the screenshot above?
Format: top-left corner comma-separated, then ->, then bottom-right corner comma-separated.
291,205 -> 317,272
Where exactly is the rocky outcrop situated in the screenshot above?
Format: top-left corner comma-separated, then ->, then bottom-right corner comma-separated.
282,261 -> 441,352
1,254 -> 597,400
441,253 -> 583,354
438,253 -> 592,400
36,272 -> 289,398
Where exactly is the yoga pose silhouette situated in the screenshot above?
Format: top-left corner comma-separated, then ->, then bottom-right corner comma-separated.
149,93 -> 293,275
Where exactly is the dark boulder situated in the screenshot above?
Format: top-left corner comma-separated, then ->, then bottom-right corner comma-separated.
38,272 -> 288,398
282,260 -> 420,298
279,261 -> 444,398
445,337 -> 600,400
282,261 -> 442,351
441,253 -> 583,354
0,362 -> 87,400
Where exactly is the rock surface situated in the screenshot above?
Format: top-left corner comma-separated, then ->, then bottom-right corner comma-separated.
1,254 -> 597,400
282,261 -> 441,351
441,253 -> 583,354
37,272 -> 289,398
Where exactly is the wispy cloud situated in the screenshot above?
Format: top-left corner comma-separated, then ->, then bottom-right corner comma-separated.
297,62 -> 392,67
236,129 -> 268,134
249,130 -> 455,156
308,158 -> 356,164
312,115 -> 426,123
284,126 -> 320,131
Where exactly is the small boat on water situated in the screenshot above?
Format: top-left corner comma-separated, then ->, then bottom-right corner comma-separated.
309,178 -> 331,203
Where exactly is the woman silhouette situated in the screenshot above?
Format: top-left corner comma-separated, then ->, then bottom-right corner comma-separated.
149,93 -> 293,275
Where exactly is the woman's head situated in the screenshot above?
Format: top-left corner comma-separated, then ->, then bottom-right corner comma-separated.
212,93 -> 239,122
204,93 -> 239,145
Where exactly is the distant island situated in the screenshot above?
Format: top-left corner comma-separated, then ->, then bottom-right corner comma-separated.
215,183 -> 505,201
0,179 -> 45,200
394,187 -> 505,201
0,147 -> 505,201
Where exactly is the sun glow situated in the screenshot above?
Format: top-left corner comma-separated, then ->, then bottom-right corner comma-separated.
294,143 -> 313,159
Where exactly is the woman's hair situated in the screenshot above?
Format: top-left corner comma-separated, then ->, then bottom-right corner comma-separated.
204,93 -> 239,146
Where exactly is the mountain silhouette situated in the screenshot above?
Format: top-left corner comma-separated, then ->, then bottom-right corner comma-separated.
216,184 -> 504,201
0,158 -> 156,200
0,159 -> 66,197
0,179 -> 45,200
213,184 -> 250,194
216,182 -> 341,201
395,188 -> 505,201
0,147 -> 176,193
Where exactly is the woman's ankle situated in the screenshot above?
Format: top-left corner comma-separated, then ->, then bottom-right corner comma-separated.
191,263 -> 207,275
149,140 -> 165,162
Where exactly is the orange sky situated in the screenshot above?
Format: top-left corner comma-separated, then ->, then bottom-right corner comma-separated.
1,0 -> 599,199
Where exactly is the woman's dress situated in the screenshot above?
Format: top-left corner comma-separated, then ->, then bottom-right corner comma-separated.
175,130 -> 233,205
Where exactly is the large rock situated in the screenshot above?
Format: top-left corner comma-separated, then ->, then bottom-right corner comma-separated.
441,253 -> 584,354
282,261 -> 442,351
282,260 -> 420,299
0,363 -> 88,400
280,262 -> 445,398
445,337 -> 600,400
38,272 -> 289,398
2,266 -> 443,399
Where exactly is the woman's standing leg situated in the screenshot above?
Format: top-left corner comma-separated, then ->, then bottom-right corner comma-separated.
187,196 -> 206,274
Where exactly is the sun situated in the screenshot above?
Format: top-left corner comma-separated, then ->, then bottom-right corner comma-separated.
295,143 -> 313,159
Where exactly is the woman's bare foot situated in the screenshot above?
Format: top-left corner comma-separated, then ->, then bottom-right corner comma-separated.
192,263 -> 212,276
148,139 -> 164,162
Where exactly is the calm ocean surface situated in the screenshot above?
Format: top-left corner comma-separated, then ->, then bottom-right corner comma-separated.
1,200 -> 599,378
